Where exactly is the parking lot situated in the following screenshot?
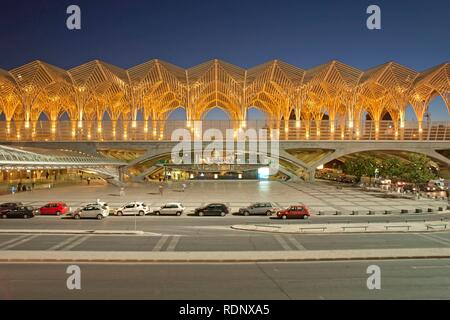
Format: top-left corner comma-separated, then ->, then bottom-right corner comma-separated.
0,180 -> 447,216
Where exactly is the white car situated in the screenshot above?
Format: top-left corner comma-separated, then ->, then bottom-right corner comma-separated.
71,204 -> 109,220
115,202 -> 150,216
153,203 -> 185,216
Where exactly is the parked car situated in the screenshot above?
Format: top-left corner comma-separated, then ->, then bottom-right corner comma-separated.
194,203 -> 229,216
1,205 -> 35,219
0,202 -> 24,213
85,201 -> 110,214
39,202 -> 70,216
115,202 -> 150,216
238,202 -> 279,216
70,204 -> 109,220
153,203 -> 185,216
276,205 -> 310,220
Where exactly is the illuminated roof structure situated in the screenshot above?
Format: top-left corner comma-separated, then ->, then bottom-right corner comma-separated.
0,59 -> 448,142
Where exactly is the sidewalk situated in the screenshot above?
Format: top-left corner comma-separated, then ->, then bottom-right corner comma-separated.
2,248 -> 450,263
0,229 -> 146,235
231,221 -> 449,234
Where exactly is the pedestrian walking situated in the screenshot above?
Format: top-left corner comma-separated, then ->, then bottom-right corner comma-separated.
11,185 -> 16,195
87,177 -> 91,185
159,184 -> 164,196
182,182 -> 187,192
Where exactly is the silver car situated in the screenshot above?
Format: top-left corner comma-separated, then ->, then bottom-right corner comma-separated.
238,202 -> 279,216
71,204 -> 109,220
153,203 -> 185,216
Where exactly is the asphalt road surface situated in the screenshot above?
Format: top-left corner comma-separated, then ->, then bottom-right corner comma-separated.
1,215 -> 450,252
1,259 -> 450,299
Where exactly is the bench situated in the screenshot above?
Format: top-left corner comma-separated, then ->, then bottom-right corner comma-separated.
384,225 -> 411,231
425,224 -> 448,230
341,225 -> 369,231
299,226 -> 327,232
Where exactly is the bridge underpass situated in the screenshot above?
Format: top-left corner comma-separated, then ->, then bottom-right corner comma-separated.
3,140 -> 448,182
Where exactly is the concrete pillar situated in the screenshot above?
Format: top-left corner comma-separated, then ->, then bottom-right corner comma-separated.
307,168 -> 316,182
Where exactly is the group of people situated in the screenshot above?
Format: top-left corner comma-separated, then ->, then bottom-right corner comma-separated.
158,180 -> 187,195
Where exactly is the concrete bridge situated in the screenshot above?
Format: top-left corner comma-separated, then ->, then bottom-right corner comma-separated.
3,139 -> 449,182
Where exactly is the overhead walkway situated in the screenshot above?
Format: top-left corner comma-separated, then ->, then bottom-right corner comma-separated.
0,145 -> 125,168
0,145 -> 126,185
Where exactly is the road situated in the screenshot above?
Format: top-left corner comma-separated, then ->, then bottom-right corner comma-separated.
1,259 -> 450,299
0,215 -> 450,252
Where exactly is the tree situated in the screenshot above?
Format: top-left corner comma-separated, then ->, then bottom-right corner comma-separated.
403,154 -> 436,186
364,156 -> 379,184
343,157 -> 368,182
378,157 -> 406,180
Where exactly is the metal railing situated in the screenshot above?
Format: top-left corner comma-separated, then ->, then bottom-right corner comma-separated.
0,120 -> 448,142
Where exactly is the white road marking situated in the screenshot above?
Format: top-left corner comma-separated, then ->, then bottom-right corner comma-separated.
0,235 -> 39,250
286,235 -> 306,250
63,235 -> 92,251
152,235 -> 170,251
0,235 -> 29,248
274,235 -> 292,251
411,265 -> 450,269
47,235 -> 82,251
417,234 -> 450,246
166,236 -> 181,251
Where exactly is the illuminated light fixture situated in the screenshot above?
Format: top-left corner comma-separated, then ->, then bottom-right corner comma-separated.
317,164 -> 324,170
25,121 -> 30,129
348,120 -> 354,128
214,173 -> 218,179
97,126 -> 102,133
238,173 -> 243,179
296,120 -> 300,128
190,173 -> 194,179
200,172 -> 204,177
132,121 -> 137,128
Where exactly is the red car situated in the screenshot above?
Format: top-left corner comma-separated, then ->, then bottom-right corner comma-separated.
39,202 -> 70,216
277,205 -> 310,219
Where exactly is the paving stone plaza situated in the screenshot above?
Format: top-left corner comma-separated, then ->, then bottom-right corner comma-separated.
0,180 -> 446,214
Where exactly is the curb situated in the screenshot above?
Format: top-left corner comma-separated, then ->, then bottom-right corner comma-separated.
1,249 -> 450,263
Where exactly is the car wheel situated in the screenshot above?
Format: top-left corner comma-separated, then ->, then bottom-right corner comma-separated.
198,211 -> 204,216
56,211 -> 61,216
74,214 -> 81,220
139,211 -> 145,216
117,211 -> 123,216
176,211 -> 181,216
303,215 -> 309,220
266,211 -> 272,216
220,211 -> 226,217
97,214 -> 103,220
154,211 -> 160,216
281,215 -> 287,220
23,214 -> 28,219
244,211 -> 250,216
